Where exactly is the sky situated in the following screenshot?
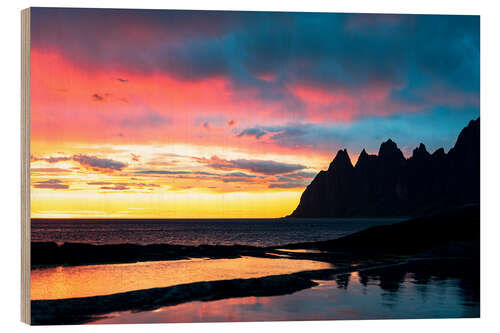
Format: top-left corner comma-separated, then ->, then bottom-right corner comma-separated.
29,8 -> 480,218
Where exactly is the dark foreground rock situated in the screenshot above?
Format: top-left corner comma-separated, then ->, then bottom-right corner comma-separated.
289,118 -> 479,217
284,205 -> 480,254
31,242 -> 271,268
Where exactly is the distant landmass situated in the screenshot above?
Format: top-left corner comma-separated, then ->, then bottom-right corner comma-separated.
288,118 -> 479,218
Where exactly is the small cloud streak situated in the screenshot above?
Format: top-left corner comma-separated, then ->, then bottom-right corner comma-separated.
92,93 -> 105,102
31,155 -> 71,163
31,167 -> 70,173
237,127 -> 269,139
195,155 -> 306,175
87,181 -> 159,191
33,179 -> 69,190
73,154 -> 127,171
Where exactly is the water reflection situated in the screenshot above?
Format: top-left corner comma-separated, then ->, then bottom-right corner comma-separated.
31,256 -> 333,300
92,259 -> 479,324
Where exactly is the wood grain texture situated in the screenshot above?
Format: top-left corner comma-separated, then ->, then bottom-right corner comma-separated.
21,7 -> 31,325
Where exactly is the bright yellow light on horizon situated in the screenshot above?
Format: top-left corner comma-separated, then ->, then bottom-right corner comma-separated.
30,140 -> 323,219
31,189 -> 303,219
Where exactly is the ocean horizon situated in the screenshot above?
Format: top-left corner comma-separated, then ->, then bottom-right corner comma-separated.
31,217 -> 404,247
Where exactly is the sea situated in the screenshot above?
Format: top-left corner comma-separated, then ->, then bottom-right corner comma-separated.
31,218 -> 404,247
91,258 -> 480,324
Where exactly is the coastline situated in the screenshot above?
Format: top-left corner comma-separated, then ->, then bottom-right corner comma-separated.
30,205 -> 479,325
31,256 -> 479,325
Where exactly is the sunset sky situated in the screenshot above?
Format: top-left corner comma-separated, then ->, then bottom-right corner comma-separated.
30,8 -> 479,218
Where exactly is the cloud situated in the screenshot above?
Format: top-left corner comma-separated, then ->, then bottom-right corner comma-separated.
267,170 -> 316,189
134,167 -> 260,185
31,9 -> 479,124
31,167 -> 71,173
87,181 -> 159,191
268,182 -> 307,189
32,154 -> 128,172
223,171 -> 256,178
87,181 -> 113,185
33,179 -> 69,190
237,128 -> 269,139
100,184 -> 129,190
92,93 -> 105,102
72,154 -> 127,171
91,92 -> 129,104
195,155 -> 306,175
31,155 -> 71,163
136,170 -> 216,176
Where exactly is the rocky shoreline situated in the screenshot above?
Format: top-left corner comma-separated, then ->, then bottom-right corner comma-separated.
31,205 -> 479,325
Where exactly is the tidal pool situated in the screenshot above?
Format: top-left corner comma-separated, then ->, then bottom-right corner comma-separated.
91,259 -> 479,324
31,256 -> 333,300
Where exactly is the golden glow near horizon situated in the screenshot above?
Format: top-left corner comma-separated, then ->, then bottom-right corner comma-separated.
30,142 -> 326,218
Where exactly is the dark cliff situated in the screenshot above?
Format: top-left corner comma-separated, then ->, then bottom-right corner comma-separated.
289,118 -> 480,218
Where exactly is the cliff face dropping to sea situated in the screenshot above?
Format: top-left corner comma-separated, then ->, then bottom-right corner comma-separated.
289,118 -> 480,218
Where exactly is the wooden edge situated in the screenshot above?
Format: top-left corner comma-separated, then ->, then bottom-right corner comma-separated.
21,7 -> 31,325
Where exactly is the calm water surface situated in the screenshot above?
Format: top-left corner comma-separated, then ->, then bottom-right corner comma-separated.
31,256 -> 333,300
91,260 -> 479,323
31,218 -> 403,246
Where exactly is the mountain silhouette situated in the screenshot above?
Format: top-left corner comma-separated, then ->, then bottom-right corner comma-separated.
288,118 -> 480,218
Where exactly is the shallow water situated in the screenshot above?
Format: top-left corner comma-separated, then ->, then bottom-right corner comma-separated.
91,260 -> 479,323
31,256 -> 333,300
31,218 -> 403,246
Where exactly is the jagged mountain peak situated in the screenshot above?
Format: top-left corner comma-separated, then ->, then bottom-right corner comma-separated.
433,147 -> 445,157
355,148 -> 377,168
412,143 -> 431,160
288,118 -> 479,218
451,117 -> 480,155
328,149 -> 353,172
378,138 -> 405,162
